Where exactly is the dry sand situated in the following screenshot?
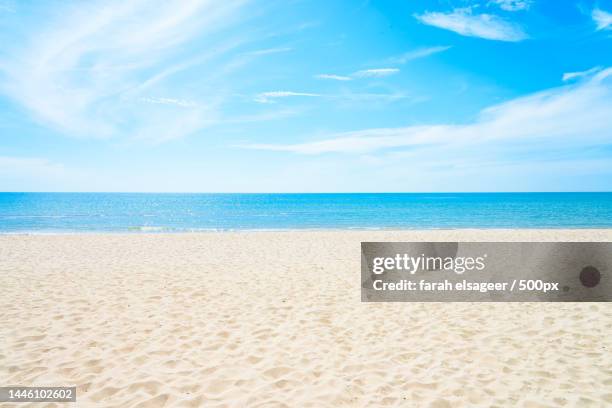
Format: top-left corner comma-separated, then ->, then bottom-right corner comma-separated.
1,230 -> 612,407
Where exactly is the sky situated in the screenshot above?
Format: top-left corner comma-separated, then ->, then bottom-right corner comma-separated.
0,0 -> 611,192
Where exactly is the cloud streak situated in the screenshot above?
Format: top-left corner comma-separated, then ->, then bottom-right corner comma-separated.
387,45 -> 451,64
252,90 -> 408,105
0,0 -> 249,142
316,46 -> 450,82
140,97 -> 200,108
415,8 -> 528,41
254,91 -> 321,103
241,68 -> 612,155
562,67 -> 602,82
316,68 -> 399,81
243,47 -> 292,56
353,68 -> 399,78
315,74 -> 352,81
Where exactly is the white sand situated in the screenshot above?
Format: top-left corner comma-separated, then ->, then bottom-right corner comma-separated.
1,230 -> 612,407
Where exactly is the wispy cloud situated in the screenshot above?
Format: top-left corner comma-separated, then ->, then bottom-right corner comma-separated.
252,90 -> 409,105
387,45 -> 451,64
315,74 -> 352,81
562,66 -> 602,82
316,68 -> 399,81
243,47 -> 292,56
317,46 -> 449,82
0,0 -> 249,142
489,0 -> 531,12
592,8 -> 612,31
414,8 -> 528,41
353,68 -> 399,78
241,68 -> 612,154
254,91 -> 321,103
140,97 -> 199,108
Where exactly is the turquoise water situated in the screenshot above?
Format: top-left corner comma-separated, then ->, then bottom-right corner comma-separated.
0,193 -> 611,232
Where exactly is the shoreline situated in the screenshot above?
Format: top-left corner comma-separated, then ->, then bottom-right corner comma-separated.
2,227 -> 612,236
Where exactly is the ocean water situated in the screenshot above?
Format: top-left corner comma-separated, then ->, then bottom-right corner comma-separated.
0,193 -> 611,232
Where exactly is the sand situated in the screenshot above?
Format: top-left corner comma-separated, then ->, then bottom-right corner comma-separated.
1,230 -> 612,407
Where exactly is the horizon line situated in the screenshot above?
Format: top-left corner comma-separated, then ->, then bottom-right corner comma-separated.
1,191 -> 611,195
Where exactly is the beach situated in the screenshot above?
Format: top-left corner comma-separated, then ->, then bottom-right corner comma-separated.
1,229 -> 612,407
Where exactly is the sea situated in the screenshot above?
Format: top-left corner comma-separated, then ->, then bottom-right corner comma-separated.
0,192 -> 611,233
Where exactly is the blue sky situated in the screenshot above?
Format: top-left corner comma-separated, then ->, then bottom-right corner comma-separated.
0,0 -> 611,192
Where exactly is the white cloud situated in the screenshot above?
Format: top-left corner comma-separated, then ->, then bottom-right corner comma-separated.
388,45 -> 451,64
316,46 -> 448,82
353,68 -> 399,78
317,68 -> 399,81
490,0 -> 531,12
243,47 -> 292,56
240,68 -> 612,154
140,97 -> 199,108
414,8 -> 528,41
315,74 -> 352,81
254,91 -> 320,103
0,0 -> 249,142
592,8 -> 612,31
251,90 -> 409,105
562,66 -> 602,82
